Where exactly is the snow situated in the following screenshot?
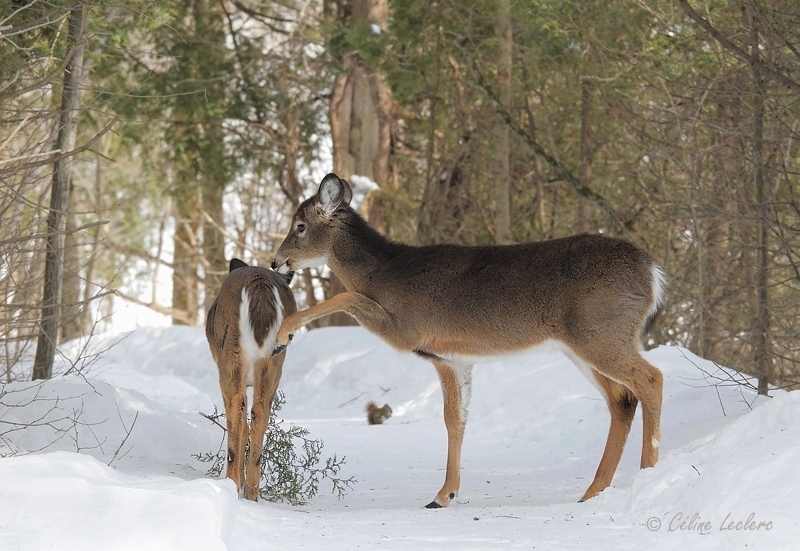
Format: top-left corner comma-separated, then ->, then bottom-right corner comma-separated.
1,326 -> 798,550
346,173 -> 380,212
0,452 -> 235,551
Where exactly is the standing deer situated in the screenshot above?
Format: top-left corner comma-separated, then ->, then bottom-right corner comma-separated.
271,173 -> 666,508
205,258 -> 296,500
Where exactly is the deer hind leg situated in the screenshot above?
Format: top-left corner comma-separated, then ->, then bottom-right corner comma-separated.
427,361 -> 473,509
632,358 -> 663,470
220,360 -> 248,495
574,348 -> 663,501
243,353 -> 285,500
605,354 -> 663,471
578,372 -> 638,502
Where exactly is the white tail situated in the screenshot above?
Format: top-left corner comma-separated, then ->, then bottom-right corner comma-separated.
205,258 -> 296,499
271,173 -> 666,507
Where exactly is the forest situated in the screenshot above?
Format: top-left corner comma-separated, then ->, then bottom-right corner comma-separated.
2,0 -> 799,392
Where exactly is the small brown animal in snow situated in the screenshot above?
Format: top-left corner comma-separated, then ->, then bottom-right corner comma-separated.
366,402 -> 393,425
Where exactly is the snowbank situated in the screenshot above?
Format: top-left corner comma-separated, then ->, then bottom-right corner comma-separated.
594,390 -> 800,549
0,452 -> 236,551
1,325 -> 797,550
0,376 -> 218,477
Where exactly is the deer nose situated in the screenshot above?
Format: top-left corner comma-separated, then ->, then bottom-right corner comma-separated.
270,259 -> 278,270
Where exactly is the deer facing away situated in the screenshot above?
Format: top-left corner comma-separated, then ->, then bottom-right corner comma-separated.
205,258 -> 297,499
271,173 -> 666,508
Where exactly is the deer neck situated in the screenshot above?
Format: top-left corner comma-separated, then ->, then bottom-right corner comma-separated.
328,210 -> 409,292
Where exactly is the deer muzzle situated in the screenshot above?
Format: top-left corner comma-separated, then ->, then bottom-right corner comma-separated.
271,256 -> 291,275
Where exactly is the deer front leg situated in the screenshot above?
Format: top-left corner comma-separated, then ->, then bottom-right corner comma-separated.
273,292 -> 404,354
427,362 -> 473,509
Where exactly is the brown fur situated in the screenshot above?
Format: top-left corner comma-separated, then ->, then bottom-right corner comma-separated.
366,401 -> 393,425
205,259 -> 296,500
271,173 -> 665,507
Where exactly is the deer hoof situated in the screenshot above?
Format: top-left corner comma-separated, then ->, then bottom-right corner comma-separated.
425,500 -> 443,509
272,334 -> 294,356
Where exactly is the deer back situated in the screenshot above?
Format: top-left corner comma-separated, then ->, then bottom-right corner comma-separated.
206,261 -> 296,371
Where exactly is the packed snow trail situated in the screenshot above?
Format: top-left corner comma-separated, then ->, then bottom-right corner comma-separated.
1,326 -> 796,550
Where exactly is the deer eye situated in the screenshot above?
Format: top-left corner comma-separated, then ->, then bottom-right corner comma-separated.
296,222 -> 306,237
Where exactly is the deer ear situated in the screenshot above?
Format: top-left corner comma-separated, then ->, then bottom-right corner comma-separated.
340,179 -> 353,206
317,173 -> 348,217
229,258 -> 248,272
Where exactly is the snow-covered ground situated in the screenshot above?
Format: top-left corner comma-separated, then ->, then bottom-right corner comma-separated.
1,326 -> 797,550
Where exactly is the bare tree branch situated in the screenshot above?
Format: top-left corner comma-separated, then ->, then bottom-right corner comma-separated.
677,0 -> 800,94
475,66 -> 629,235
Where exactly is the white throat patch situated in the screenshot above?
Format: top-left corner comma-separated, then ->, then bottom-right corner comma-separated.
294,255 -> 328,271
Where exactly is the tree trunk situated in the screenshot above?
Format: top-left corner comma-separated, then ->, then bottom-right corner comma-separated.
331,0 -> 391,189
202,178 -> 226,315
525,96 -> 548,239
331,59 -> 392,195
79,141 -> 109,335
196,0 -> 228,314
60,209 -> 83,342
493,0 -> 513,245
171,195 -> 199,325
327,0 -> 391,326
417,0 -> 443,245
749,8 -> 772,395
32,2 -> 88,380
278,109 -> 304,209
578,76 -> 593,234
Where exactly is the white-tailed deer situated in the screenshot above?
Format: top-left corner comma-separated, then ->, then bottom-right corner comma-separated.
271,174 -> 666,508
205,258 -> 296,499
